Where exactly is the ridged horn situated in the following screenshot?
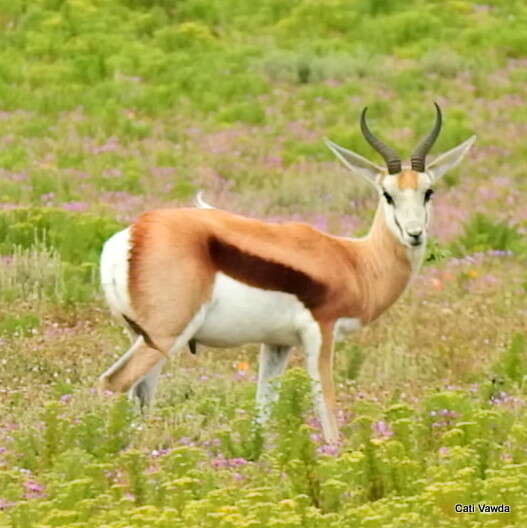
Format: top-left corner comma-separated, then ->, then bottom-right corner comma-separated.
411,102 -> 443,172
360,107 -> 401,174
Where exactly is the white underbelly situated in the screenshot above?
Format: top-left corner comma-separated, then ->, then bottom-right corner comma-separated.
194,273 -> 312,347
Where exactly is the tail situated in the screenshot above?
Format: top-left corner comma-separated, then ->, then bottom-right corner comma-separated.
194,191 -> 215,209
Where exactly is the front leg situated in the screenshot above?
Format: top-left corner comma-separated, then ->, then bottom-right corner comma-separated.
302,322 -> 338,444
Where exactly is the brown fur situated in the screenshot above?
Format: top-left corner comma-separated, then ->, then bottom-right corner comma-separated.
208,235 -> 327,309
126,207 -> 412,342
128,211 -> 214,351
397,170 -> 419,189
129,209 -> 411,344
98,341 -> 165,394
122,314 -> 158,351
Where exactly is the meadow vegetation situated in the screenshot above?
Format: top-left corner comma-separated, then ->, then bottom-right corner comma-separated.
0,0 -> 526,526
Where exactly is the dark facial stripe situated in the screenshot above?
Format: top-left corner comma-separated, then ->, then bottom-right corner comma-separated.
208,236 -> 327,309
393,213 -> 405,240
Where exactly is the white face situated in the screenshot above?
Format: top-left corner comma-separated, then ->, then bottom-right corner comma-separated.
379,171 -> 434,248
325,135 -> 476,248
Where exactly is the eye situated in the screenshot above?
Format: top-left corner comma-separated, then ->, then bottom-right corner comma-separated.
424,189 -> 434,203
383,191 -> 394,205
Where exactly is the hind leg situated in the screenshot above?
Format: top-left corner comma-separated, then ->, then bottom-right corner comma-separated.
98,336 -> 165,410
98,307 -> 208,399
122,324 -> 166,409
98,337 -> 166,396
256,344 -> 291,424
131,358 -> 166,411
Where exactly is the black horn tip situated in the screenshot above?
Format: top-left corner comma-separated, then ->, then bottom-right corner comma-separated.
433,101 -> 442,120
360,107 -> 368,126
359,105 -> 401,171
410,101 -> 444,170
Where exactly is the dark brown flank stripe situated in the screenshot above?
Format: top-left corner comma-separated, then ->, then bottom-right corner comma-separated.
208,236 -> 327,309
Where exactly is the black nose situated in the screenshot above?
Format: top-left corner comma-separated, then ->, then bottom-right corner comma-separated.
409,233 -> 422,246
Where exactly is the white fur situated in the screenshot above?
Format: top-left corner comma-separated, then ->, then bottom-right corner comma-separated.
130,357 -> 166,408
194,273 -> 311,347
193,274 -> 335,432
255,344 -> 291,423
334,317 -> 361,341
301,321 -> 337,443
426,136 -> 476,183
100,227 -> 134,319
194,190 -> 215,209
169,305 -> 208,354
380,172 -> 432,249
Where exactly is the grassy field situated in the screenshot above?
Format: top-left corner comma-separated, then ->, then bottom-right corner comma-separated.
0,0 -> 526,526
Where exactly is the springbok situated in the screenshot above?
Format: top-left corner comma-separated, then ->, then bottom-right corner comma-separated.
98,104 -> 475,444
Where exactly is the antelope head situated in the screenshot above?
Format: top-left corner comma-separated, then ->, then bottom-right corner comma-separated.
326,104 -> 476,248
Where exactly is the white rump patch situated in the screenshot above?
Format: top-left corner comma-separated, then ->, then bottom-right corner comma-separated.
100,227 -> 134,319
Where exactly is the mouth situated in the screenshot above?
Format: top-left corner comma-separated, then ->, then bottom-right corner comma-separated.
408,239 -> 423,248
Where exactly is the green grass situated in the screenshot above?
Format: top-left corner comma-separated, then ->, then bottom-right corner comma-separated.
0,0 -> 527,526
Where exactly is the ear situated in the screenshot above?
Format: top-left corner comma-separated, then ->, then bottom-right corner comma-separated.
426,135 -> 476,183
325,138 -> 383,187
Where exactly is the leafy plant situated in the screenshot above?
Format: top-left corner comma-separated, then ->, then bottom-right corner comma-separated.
451,213 -> 525,256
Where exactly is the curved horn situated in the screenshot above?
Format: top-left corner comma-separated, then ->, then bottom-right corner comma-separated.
411,102 -> 443,172
360,107 -> 401,174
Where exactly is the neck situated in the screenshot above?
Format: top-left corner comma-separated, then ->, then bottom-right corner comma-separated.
351,204 -> 425,323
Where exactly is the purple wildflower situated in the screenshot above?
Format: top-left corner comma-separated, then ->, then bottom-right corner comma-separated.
40,192 -> 54,204
372,420 -> 393,438
62,201 -> 88,212
59,394 -> 72,404
91,137 -> 120,155
229,458 -> 248,467
0,498 -> 15,510
317,444 -> 340,456
310,433 -> 323,444
211,456 -> 248,469
23,480 -> 45,499
151,448 -> 171,458
439,409 -> 458,418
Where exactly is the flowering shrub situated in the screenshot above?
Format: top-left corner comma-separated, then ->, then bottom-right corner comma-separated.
0,364 -> 526,527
